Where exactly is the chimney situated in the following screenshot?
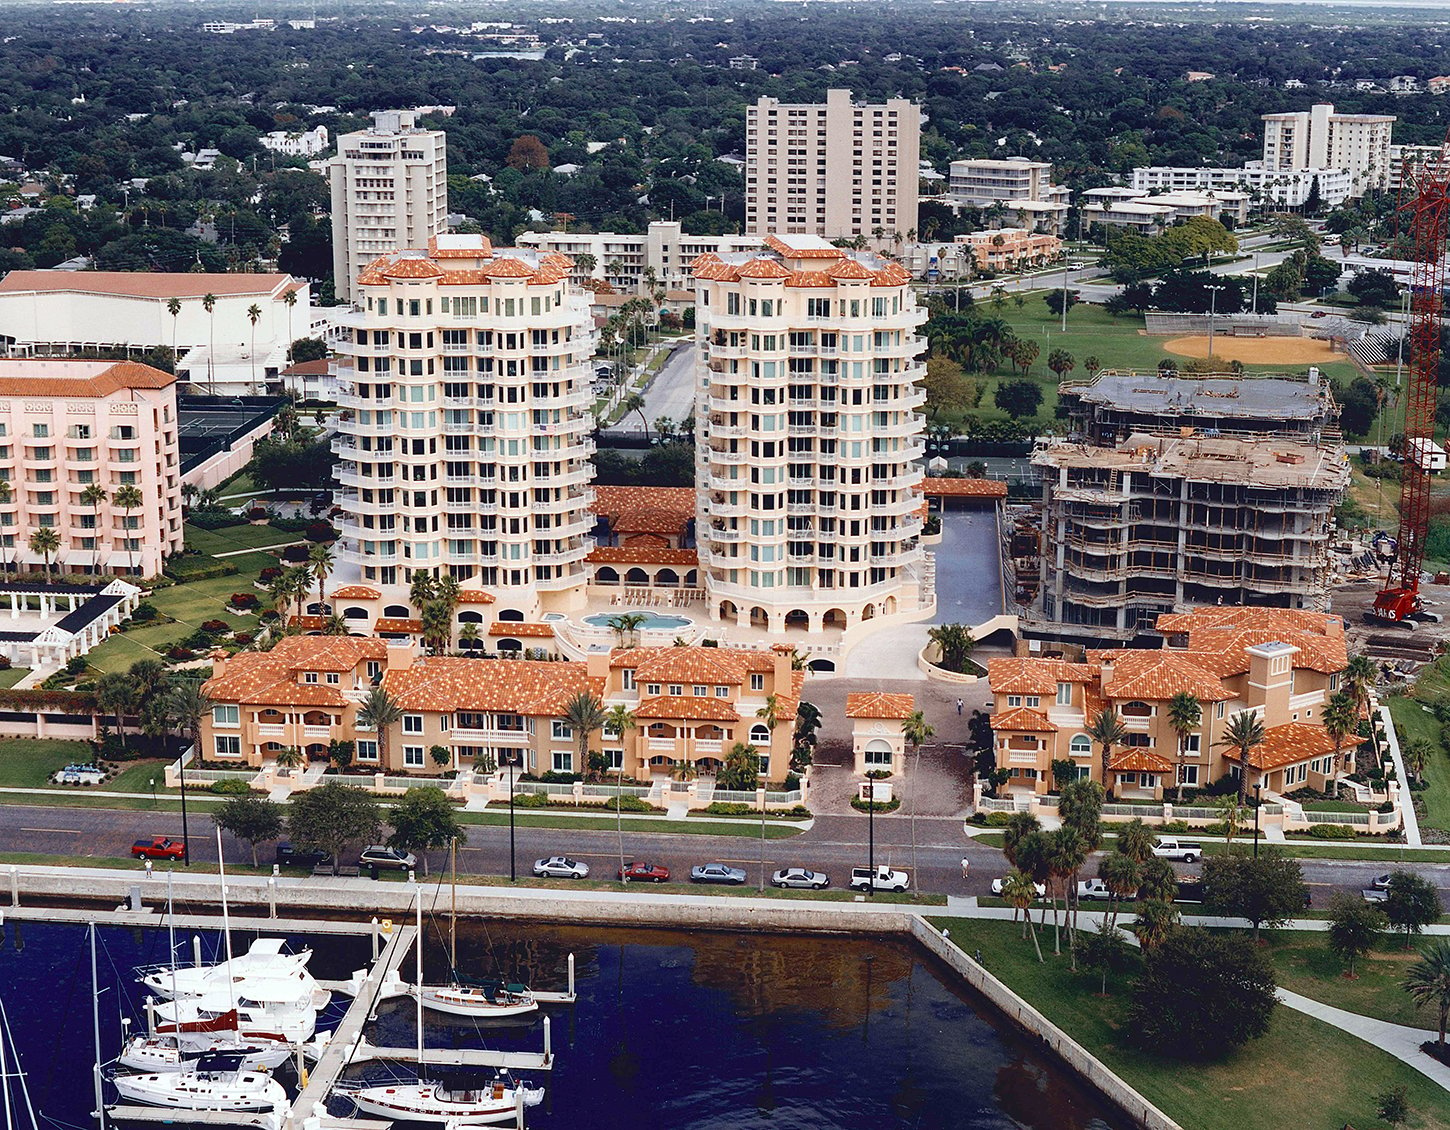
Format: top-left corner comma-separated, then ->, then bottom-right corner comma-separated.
209,649 -> 227,675
1245,641 -> 1299,726
386,639 -> 418,671
586,651 -> 611,680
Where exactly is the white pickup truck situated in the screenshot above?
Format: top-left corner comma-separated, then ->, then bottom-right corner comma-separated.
1151,838 -> 1204,863
849,865 -> 910,892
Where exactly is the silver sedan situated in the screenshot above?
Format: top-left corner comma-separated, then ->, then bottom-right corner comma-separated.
771,867 -> 830,890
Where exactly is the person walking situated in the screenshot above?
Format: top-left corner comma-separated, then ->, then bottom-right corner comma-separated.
955,698 -> 964,715
960,857 -> 971,880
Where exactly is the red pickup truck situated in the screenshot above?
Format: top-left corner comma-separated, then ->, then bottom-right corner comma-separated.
132,837 -> 186,860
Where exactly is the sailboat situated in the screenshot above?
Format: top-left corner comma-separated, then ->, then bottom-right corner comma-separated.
413,842 -> 538,1021
347,896 -> 544,1125
1,996 -> 41,1130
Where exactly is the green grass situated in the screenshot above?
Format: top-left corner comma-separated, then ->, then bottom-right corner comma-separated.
1388,691 -> 1450,834
1302,799 -> 1371,813
0,738 -> 95,787
1261,929 -> 1439,1028
455,810 -> 804,838
970,827 -> 1450,861
928,917 -> 1450,1130
0,667 -> 29,690
183,522 -> 302,557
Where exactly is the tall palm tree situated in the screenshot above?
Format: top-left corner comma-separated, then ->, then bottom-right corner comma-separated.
1322,691 -> 1359,781
1045,826 -> 1085,958
902,708 -> 936,879
1217,710 -> 1267,806
113,484 -> 143,576
420,601 -> 451,654
166,297 -> 182,372
435,572 -> 461,615
603,704 -> 636,781
408,571 -> 436,612
563,691 -> 607,778
201,293 -> 217,393
459,622 -> 480,653
357,687 -> 404,770
1166,692 -> 1202,803
620,392 -> 649,439
79,482 -> 107,575
282,287 -> 298,364
1404,940 -> 1450,1047
28,526 -> 59,584
246,303 -> 262,393
1087,708 -> 1127,799
285,565 -> 311,625
1001,870 -> 1044,961
605,611 -> 647,649
308,542 -> 334,607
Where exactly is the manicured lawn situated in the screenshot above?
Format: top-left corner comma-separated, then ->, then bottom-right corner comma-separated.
1262,930 -> 1439,1028
928,917 -> 1450,1130
1388,691 -> 1450,834
1302,799 -> 1371,813
0,667 -> 29,690
107,760 -> 179,796
0,738 -> 95,787
183,522 -> 301,557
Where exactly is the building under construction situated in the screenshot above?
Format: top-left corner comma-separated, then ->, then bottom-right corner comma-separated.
1021,370 -> 1348,645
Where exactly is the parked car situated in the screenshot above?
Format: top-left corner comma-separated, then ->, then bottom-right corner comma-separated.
849,866 -> 909,893
1370,873 -> 1392,890
275,842 -> 332,870
771,868 -> 829,890
1174,876 -> 1204,904
131,837 -> 186,861
534,856 -> 589,879
1362,887 -> 1389,904
990,876 -> 1046,898
690,863 -> 747,885
619,861 -> 670,883
1151,838 -> 1203,863
358,845 -> 416,871
1076,878 -> 1126,901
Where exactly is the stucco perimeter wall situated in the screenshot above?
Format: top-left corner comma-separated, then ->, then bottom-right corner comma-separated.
909,919 -> 1183,1130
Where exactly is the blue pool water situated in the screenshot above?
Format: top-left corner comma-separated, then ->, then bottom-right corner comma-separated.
583,610 -> 693,631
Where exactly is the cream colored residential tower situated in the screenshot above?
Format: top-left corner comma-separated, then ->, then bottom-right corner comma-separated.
691,234 -> 927,636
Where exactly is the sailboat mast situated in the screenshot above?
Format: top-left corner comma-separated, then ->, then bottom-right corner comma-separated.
90,924 -> 106,1130
216,826 -> 234,973
2,988 -> 13,1130
449,838 -> 457,973
167,870 -> 178,1006
414,894 -> 424,1071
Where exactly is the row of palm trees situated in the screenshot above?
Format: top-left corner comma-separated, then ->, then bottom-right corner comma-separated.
6,481 -> 146,581
1082,654 -> 1379,804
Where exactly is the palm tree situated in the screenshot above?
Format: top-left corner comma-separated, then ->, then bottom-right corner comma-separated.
28,526 -> 59,584
1217,710 -> 1267,806
1115,817 -> 1155,864
0,479 -> 12,570
166,297 -> 182,372
408,571 -> 436,612
1001,870 -> 1044,961
1166,691 -> 1202,803
1087,708 -> 1127,799
1046,826 -> 1086,958
1404,940 -> 1450,1047
96,671 -> 138,736
79,482 -> 107,575
282,288 -> 297,364
113,484 -> 143,576
605,611 -> 647,649
563,691 -> 607,778
621,392 -> 650,439
1131,900 -> 1180,952
201,293 -> 217,393
1002,811 -> 1041,868
926,623 -> 976,673
308,542 -> 334,607
357,687 -> 404,770
435,572 -> 461,615
574,252 -> 597,279
459,623 -> 481,653
420,601 -> 452,654
246,303 -> 262,393
1097,853 -> 1141,931
603,704 -> 636,781
284,564 -> 311,625
1323,691 -> 1359,782
273,745 -> 303,773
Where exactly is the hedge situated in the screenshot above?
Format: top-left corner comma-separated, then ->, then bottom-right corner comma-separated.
166,557 -> 239,582
0,688 -> 97,712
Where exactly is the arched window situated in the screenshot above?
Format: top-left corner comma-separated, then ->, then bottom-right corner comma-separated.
1121,701 -> 1153,718
383,604 -> 410,618
749,723 -> 771,745
497,609 -> 524,622
1069,734 -> 1092,757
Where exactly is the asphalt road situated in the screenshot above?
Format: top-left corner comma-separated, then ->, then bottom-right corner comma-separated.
606,341 -> 697,433
5,803 -> 1450,907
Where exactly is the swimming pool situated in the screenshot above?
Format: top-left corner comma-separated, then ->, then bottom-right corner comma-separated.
583,610 -> 693,631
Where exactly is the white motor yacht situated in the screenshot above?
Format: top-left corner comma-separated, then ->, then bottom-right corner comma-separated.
118,1032 -> 292,1074
153,980 -> 319,1046
112,1053 -> 289,1113
139,939 -> 315,1001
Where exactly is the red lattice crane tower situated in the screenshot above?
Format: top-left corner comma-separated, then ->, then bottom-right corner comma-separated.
1374,148 -> 1450,625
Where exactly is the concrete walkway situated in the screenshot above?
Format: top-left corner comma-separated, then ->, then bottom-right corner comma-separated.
1380,703 -> 1423,847
1278,987 -> 1450,1092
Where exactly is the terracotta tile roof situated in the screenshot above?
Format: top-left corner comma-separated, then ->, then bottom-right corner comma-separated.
785,271 -> 835,287
0,270 -> 295,298
1101,652 -> 1232,703
428,235 -> 494,258
588,546 -> 698,566
1223,721 -> 1367,772
845,691 -> 916,720
0,359 -> 174,397
289,615 -> 329,631
591,485 -> 695,537
991,706 -> 1058,733
922,477 -> 1008,499
1154,607 -> 1348,674
457,589 -> 495,604
611,645 -> 772,685
377,257 -> 445,280
827,257 -> 876,280
764,235 -> 844,260
736,257 -> 793,279
871,263 -> 913,287
375,617 -> 422,633
202,635 -> 386,707
384,656 -> 601,715
634,694 -> 742,722
332,585 -> 381,600
1109,748 -> 1175,774
987,657 -> 1098,696
488,622 -> 555,638
282,359 -> 331,376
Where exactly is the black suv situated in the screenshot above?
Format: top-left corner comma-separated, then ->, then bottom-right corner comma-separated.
275,841 -> 332,870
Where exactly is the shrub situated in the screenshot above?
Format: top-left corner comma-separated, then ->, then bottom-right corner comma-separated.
280,545 -> 310,563
188,508 -> 240,529
976,811 -> 1016,826
210,778 -> 251,795
200,620 -> 229,634
605,795 -> 654,813
1158,820 -> 1191,833
512,792 -> 550,809
245,507 -> 269,521
704,802 -> 752,816
0,657 -> 10,672
269,516 -> 311,533
851,795 -> 901,813
537,770 -> 580,784
259,567 -> 284,584
230,593 -> 260,611
1307,823 -> 1358,839
165,558 -> 238,582
167,646 -> 195,662
234,632 -> 254,646
304,521 -> 337,542
131,602 -> 160,623
64,655 -> 88,676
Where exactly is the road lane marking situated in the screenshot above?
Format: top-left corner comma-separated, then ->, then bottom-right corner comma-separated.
20,827 -> 82,833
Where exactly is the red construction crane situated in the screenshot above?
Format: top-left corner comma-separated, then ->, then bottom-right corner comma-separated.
1373,148 -> 1450,626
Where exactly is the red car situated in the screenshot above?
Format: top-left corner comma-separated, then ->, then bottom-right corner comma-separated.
132,837 -> 186,860
619,861 -> 671,883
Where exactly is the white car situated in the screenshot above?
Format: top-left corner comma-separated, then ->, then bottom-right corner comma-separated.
533,856 -> 589,879
991,876 -> 1046,898
771,867 -> 829,890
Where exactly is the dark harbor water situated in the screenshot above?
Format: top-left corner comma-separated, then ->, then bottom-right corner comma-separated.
0,916 -> 1123,1130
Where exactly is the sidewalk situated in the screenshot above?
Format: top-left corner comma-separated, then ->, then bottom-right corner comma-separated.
1278,987 -> 1450,1091
1380,703 -> 1423,847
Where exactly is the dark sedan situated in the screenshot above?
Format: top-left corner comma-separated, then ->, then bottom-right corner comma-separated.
275,842 -> 332,870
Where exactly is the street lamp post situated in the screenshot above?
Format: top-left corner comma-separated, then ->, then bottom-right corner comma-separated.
1251,253 -> 1260,313
1206,285 -> 1226,359
1253,781 -> 1263,860
508,755 -> 516,882
866,780 -> 875,899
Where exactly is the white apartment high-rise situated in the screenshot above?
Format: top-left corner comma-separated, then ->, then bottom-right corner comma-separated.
329,111 -> 448,302
745,89 -> 922,243
332,236 -> 596,612
1261,103 -> 1395,196
692,234 -> 928,635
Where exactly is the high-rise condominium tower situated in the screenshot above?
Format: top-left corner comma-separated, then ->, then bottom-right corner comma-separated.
329,110 -> 448,302
332,236 -> 596,612
692,234 -> 928,635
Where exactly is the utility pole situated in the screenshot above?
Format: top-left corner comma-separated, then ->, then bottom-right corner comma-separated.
1061,255 -> 1071,332
1206,285 -> 1225,359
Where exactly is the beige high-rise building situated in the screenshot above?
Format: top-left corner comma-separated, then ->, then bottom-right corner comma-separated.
1261,103 -> 1395,196
745,89 -> 921,243
691,234 -> 928,636
331,235 -> 596,613
329,111 -> 448,302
